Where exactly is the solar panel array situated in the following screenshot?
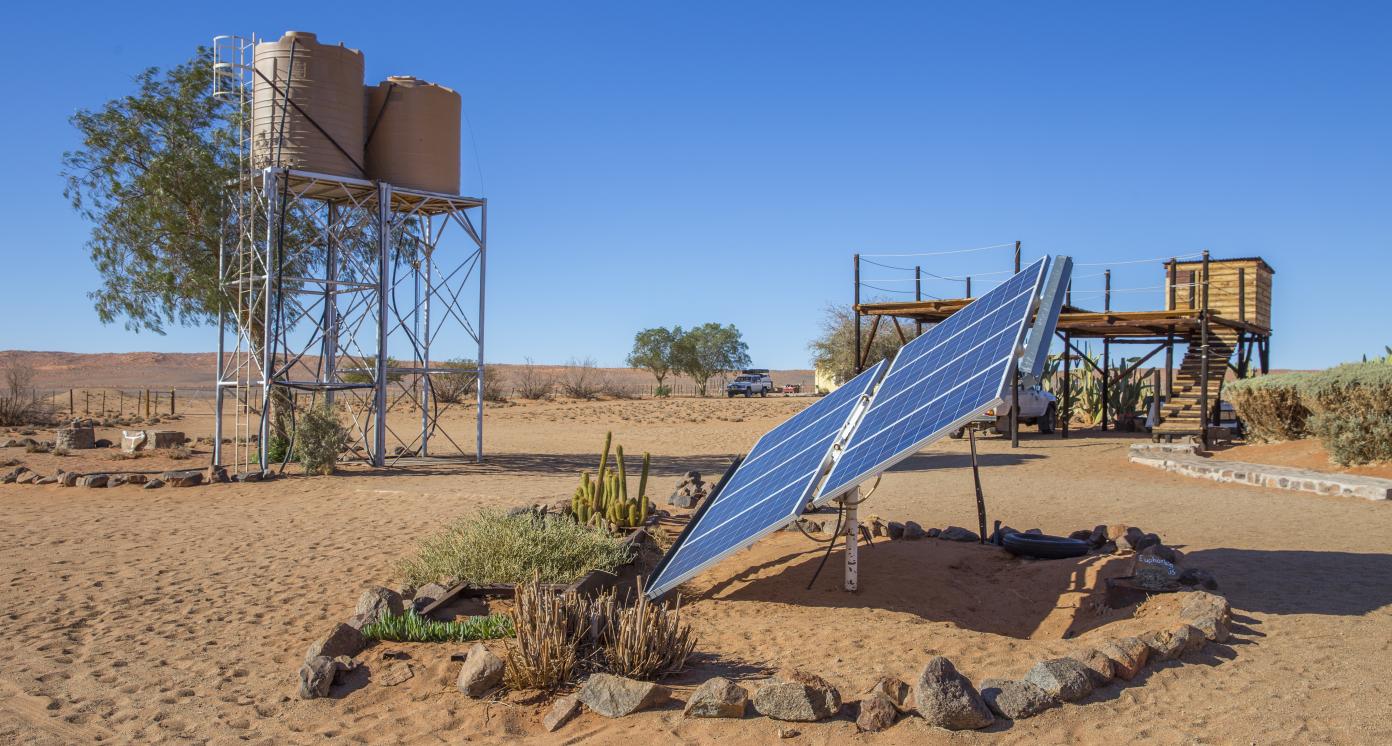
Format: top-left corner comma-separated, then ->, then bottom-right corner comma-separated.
816,257 -> 1048,501
644,359 -> 887,598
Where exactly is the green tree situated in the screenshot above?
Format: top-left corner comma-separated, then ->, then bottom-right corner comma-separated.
626,326 -> 680,390
673,323 -> 751,397
808,304 -> 909,388
61,51 -> 233,333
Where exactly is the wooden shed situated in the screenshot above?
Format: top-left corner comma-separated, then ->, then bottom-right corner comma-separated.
1164,257 -> 1272,330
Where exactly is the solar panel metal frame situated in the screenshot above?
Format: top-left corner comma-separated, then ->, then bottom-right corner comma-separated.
814,257 -> 1050,503
1019,255 -> 1073,387
644,359 -> 887,599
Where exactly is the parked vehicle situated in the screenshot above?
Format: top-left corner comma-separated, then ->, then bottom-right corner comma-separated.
949,384 -> 1058,437
781,383 -> 802,395
726,372 -> 773,397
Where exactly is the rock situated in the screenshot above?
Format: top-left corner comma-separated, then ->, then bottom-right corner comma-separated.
1132,554 -> 1181,590
16,470 -> 37,484
108,474 -> 129,487
332,656 -> 357,674
143,478 -> 165,490
684,676 -> 748,718
887,521 -> 905,540
1069,648 -> 1115,687
939,526 -> 979,542
802,520 -> 822,534
903,521 -> 925,540
1105,523 -> 1129,543
1139,544 -> 1179,564
1096,637 -> 1148,680
34,476 -> 56,485
988,525 -> 1018,545
753,669 -> 842,722
150,430 -> 185,449
121,430 -> 148,453
412,582 -> 450,612
855,691 -> 899,732
1095,540 -> 1117,554
1088,524 -> 1108,547
126,474 -> 147,485
1179,591 -> 1231,641
233,470 -> 262,483
1068,529 -> 1093,542
1,467 -> 23,484
376,661 -> 414,687
1114,526 -> 1145,552
866,676 -> 911,712
1134,533 -> 1162,552
355,587 -> 405,625
305,623 -> 366,663
1023,658 -> 1093,702
912,656 -> 994,730
456,643 -> 504,698
1139,624 -> 1204,662
578,673 -> 671,717
979,678 -> 1056,720
161,469 -> 203,488
777,728 -> 799,738
79,474 -> 109,488
55,426 -> 95,451
926,527 -> 942,538
543,694 -> 582,732
1178,568 -> 1219,591
298,656 -> 336,699
870,517 -> 888,537
94,439 -> 113,449
344,613 -> 372,631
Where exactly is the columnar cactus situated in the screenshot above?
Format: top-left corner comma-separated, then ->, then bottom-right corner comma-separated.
571,431 -> 653,531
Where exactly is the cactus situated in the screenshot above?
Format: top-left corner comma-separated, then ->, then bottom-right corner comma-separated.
570,432 -> 653,532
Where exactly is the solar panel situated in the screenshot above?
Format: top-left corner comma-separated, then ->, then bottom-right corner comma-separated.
816,257 -> 1049,501
645,359 -> 887,598
1019,256 -> 1073,386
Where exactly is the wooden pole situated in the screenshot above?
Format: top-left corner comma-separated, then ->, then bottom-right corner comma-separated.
1011,361 -> 1020,448
69,389 -> 73,416
1101,270 -> 1111,432
101,390 -> 106,414
966,276 -> 972,298
1238,267 -> 1247,323
1168,258 -> 1177,310
145,389 -> 151,418
170,390 -> 176,415
914,266 -> 923,336
1014,241 -> 1021,274
1062,332 -> 1071,439
1199,250 -> 1211,446
1165,329 -> 1175,399
85,390 -> 89,415
853,254 -> 862,373
970,428 -> 988,542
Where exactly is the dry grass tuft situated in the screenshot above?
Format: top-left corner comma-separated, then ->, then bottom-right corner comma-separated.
503,576 -> 589,691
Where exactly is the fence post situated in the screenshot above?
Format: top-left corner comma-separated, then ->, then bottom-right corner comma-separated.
85,390 -> 90,415
145,389 -> 151,418
171,390 -> 176,415
101,390 -> 106,414
69,389 -> 74,416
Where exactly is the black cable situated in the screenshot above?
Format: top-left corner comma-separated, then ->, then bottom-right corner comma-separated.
805,502 -> 846,590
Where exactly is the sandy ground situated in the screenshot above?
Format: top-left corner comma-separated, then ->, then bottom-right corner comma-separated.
1,398 -> 1390,744
1211,438 -> 1392,480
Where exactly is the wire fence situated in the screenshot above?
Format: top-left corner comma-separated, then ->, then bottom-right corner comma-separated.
33,388 -> 182,418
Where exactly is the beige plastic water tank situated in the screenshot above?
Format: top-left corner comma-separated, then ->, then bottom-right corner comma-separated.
364,76 -> 461,194
252,31 -> 366,178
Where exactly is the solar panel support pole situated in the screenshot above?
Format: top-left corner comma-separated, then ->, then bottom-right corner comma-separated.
969,427 -> 987,544
843,488 -> 860,592
853,254 -> 863,374
1010,363 -> 1020,448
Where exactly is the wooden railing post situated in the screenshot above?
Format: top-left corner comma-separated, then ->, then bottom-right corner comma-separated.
1199,250 -> 1211,446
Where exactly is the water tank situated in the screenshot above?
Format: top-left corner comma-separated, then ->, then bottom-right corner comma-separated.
364,76 -> 461,194
252,31 -> 365,178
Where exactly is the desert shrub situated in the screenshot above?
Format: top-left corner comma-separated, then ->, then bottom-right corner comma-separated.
503,578 -> 590,691
431,360 -> 474,404
362,611 -> 513,643
594,591 -> 695,680
502,577 -> 697,691
397,510 -> 632,588
296,405 -> 347,475
513,358 -> 554,400
1225,372 -> 1313,442
0,364 -> 46,427
654,385 -> 671,398
560,357 -> 602,400
1299,362 -> 1392,465
25,441 -> 51,454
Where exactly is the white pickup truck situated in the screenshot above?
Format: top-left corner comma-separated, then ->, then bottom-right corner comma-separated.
726,373 -> 773,398
949,384 -> 1058,437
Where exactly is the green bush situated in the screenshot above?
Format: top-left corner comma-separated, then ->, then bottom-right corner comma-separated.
362,611 -> 513,643
1225,372 -> 1313,442
1300,362 -> 1392,465
397,510 -> 633,588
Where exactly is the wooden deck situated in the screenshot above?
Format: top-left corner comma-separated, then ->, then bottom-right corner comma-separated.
856,300 -> 1271,339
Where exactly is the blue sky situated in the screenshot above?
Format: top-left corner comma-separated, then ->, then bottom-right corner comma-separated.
1,1 -> 1388,370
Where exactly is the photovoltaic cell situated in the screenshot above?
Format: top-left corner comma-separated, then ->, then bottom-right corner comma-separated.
645,359 -> 887,598
817,257 -> 1048,500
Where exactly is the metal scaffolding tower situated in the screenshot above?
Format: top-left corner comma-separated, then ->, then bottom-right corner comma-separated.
210,35 -> 487,473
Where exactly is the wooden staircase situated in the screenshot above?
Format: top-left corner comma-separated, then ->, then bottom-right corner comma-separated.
1152,327 -> 1240,439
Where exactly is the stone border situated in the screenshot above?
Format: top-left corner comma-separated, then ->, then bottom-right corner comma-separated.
1128,444 -> 1391,501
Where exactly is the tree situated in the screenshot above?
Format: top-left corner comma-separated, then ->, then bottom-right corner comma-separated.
673,323 -> 751,396
808,304 -> 910,388
626,326 -> 680,390
61,50 -> 318,335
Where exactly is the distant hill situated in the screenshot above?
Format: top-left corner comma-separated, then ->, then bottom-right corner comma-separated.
0,350 -> 814,396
